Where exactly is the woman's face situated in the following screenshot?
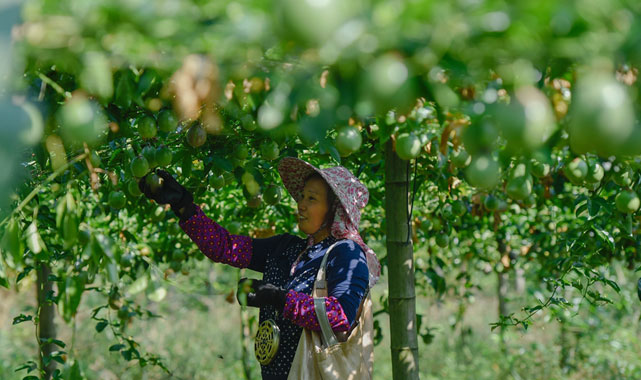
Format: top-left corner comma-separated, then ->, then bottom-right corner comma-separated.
297,177 -> 330,235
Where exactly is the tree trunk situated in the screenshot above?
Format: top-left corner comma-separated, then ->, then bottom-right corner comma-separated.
497,271 -> 509,345
384,141 -> 419,380
37,262 -> 57,380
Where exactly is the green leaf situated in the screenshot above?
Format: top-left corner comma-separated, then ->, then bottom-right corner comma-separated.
592,226 -> 615,251
67,360 -> 83,380
16,266 -> 33,284
121,349 -> 132,361
95,321 -> 108,332
109,344 -> 126,352
1,218 -> 22,264
13,314 -> 33,325
14,360 -> 38,373
127,275 -> 148,295
25,222 -> 46,254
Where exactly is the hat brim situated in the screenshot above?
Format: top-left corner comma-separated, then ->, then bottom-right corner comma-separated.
277,157 -> 349,220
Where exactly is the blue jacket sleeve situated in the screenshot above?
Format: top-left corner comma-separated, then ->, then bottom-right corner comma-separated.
325,240 -> 369,326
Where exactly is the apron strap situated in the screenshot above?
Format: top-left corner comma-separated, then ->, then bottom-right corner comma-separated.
313,240 -> 370,347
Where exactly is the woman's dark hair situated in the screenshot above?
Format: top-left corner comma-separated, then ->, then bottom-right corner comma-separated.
304,172 -> 338,227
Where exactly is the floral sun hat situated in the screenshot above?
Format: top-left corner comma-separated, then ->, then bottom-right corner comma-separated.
277,157 -> 381,287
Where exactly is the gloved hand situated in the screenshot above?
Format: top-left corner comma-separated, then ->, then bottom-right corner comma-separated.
237,278 -> 288,311
138,169 -> 196,221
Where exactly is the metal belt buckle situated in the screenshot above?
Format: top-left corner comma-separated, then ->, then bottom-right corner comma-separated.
254,319 -> 280,365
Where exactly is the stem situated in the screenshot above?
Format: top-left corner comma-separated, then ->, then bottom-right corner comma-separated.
0,152 -> 88,227
37,73 -> 72,99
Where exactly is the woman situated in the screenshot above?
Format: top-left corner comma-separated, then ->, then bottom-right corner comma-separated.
139,157 -> 380,379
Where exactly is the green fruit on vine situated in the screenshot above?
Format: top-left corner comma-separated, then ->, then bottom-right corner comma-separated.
130,156 -> 150,178
435,234 -> 449,248
263,185 -> 283,205
261,140 -> 280,161
209,174 -> 225,189
137,116 -> 157,139
466,155 -> 500,190
127,179 -> 142,197
335,126 -> 362,157
157,110 -> 178,133
451,200 -> 467,216
492,86 -> 556,153
146,173 -> 164,193
483,194 -> 499,211
186,124 -> 207,148
506,175 -> 533,201
235,145 -> 250,160
451,148 -> 471,168
155,146 -> 172,167
585,161 -> 604,184
419,218 -> 432,233
564,157 -> 588,185
462,121 -> 499,155
530,160 -> 550,178
613,166 -> 634,187
279,0 -> 353,46
615,190 -> 640,213
58,94 -> 108,147
108,191 -> 126,209
395,133 -> 421,160
142,146 -> 158,168
363,54 -> 415,114
568,70 -> 636,157
228,221 -> 242,235
171,249 -> 186,262
151,205 -> 166,222
241,114 -> 257,131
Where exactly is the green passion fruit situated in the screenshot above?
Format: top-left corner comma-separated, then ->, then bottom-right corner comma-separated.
130,156 -> 150,178
155,146 -> 173,167
137,116 -> 157,139
466,155 -> 500,190
108,191 -> 127,209
395,133 -> 422,160
564,157 -> 588,185
157,110 -> 178,133
260,140 -> 280,161
263,185 -> 283,205
186,124 -> 207,148
335,126 -> 363,157
615,190 -> 640,213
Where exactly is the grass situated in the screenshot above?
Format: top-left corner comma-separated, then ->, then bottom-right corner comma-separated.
2,258 -> 641,380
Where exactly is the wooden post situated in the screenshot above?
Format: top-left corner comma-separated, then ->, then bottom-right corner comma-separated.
385,140 -> 419,380
37,263 -> 57,380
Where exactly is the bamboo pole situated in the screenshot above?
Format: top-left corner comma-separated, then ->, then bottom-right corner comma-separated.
384,141 -> 419,380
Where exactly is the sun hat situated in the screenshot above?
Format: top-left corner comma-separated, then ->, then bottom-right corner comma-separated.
278,157 -> 381,287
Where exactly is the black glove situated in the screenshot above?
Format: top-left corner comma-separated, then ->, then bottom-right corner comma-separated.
237,278 -> 287,311
138,169 -> 196,221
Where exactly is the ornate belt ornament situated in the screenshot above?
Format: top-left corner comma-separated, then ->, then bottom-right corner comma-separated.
254,319 -> 280,365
